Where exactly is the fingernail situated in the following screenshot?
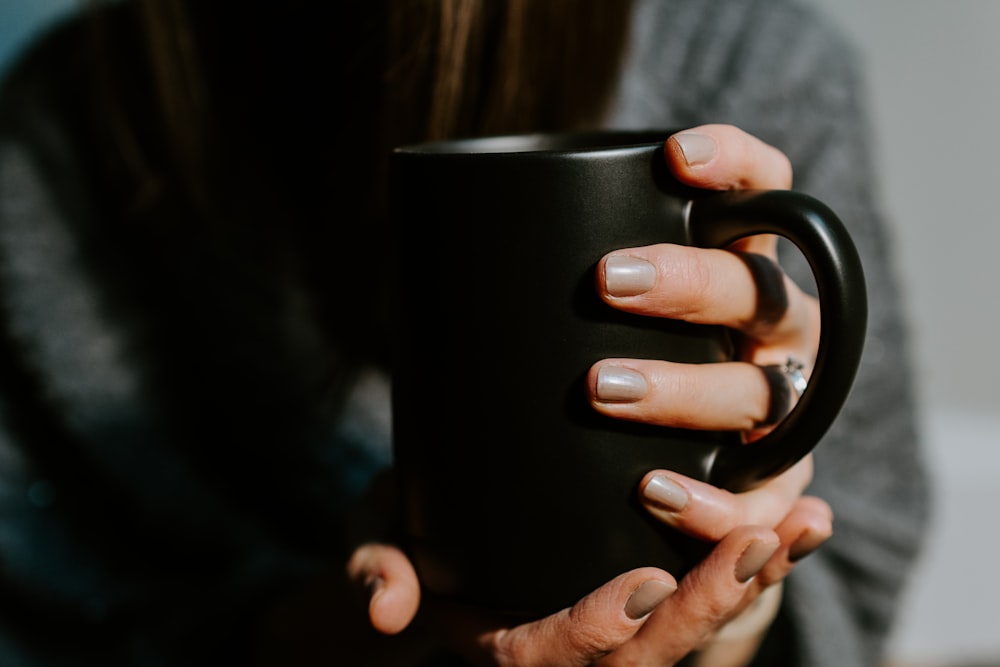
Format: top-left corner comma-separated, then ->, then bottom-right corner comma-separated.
672,132 -> 718,167
788,529 -> 831,562
596,366 -> 648,403
625,579 -> 676,619
643,474 -> 689,512
605,255 -> 656,297
734,539 -> 780,583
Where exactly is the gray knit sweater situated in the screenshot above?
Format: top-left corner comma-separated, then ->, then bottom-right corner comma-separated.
0,1 -> 928,666
610,2 -> 930,665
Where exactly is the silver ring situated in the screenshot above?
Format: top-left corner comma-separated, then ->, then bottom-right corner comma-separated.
776,357 -> 808,398
758,357 -> 809,427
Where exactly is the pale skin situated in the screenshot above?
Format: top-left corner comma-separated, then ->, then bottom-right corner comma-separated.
346,124 -> 834,666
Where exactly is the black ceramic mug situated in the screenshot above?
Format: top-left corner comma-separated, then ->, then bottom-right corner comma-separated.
389,130 -> 867,618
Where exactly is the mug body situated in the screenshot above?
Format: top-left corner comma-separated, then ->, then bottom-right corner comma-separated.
390,130 -> 734,616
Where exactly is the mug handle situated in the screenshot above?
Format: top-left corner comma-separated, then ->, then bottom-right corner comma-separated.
686,190 -> 868,492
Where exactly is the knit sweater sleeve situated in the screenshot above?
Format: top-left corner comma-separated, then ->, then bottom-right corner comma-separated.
608,2 -> 931,665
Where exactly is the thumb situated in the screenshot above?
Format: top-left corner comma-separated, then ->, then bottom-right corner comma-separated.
487,569 -> 676,667
346,543 -> 421,635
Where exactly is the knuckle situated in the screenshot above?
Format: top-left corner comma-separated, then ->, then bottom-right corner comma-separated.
565,600 -> 618,657
735,133 -> 793,189
659,371 -> 707,428
760,146 -> 794,189
684,573 -> 739,632
663,368 -> 700,399
665,251 -> 715,316
778,152 -> 794,186
491,602 -> 619,667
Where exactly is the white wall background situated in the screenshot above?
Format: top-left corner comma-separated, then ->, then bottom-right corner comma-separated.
800,1 -> 1000,665
3,1 -> 999,665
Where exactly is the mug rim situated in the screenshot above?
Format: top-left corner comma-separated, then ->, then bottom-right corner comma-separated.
393,129 -> 673,156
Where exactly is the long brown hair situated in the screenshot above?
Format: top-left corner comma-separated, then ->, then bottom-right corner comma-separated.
0,2 -> 638,604
89,0 -> 635,218
0,1 -> 637,580
77,0 -> 635,380
383,0 -> 635,141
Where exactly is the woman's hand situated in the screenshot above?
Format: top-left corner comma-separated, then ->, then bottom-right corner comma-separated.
347,488 -> 830,667
590,124 -> 818,434
586,123 -> 832,664
603,461 -> 832,666
346,125 -> 833,666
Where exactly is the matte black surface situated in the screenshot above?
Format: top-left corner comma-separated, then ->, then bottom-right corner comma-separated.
390,130 -> 867,617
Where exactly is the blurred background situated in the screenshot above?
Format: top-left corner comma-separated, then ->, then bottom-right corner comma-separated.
798,1 -> 1000,665
2,1 -> 997,665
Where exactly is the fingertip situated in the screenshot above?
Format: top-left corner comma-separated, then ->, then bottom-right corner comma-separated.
787,524 -> 833,563
667,131 -> 719,170
734,533 -> 782,583
586,567 -> 678,624
639,471 -> 691,515
796,493 -> 833,522
624,577 -> 678,620
346,544 -> 421,635
575,567 -> 677,622
369,577 -> 420,635
785,501 -> 834,563
345,542 -> 384,584
639,470 -> 747,543
666,124 -> 793,190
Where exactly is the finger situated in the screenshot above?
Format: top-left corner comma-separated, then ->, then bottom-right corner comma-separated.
589,358 -> 801,432
486,569 -> 676,667
756,496 -> 833,586
657,498 -> 831,667
665,124 -> 793,190
603,528 -> 780,666
597,245 -> 818,346
705,582 -> 784,648
635,457 -> 815,541
346,543 -> 421,635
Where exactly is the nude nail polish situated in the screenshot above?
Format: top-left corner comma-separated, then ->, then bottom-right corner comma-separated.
625,579 -> 676,619
643,474 -> 689,512
788,529 -> 831,562
596,366 -> 648,403
605,255 -> 656,297
734,539 -> 779,583
672,132 -> 718,167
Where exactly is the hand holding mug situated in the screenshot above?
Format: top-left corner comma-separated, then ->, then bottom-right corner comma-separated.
346,125 -> 845,665
592,123 -> 822,446
349,469 -> 830,667
389,124 -> 864,615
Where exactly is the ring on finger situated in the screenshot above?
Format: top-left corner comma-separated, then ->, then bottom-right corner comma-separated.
757,357 -> 808,426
